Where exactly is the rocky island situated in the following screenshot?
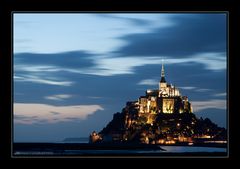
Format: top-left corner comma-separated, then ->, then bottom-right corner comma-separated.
89,63 -> 227,147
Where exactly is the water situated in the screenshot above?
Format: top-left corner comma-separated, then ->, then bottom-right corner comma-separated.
160,146 -> 226,153
14,146 -> 227,156
64,146 -> 226,155
61,137 -> 89,143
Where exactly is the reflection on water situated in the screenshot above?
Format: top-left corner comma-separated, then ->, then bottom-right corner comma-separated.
160,146 -> 227,153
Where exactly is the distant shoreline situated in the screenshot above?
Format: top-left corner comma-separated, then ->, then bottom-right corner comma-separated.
13,142 -> 165,151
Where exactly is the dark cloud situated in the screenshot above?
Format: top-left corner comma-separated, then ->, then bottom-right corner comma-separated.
114,14 -> 226,58
14,51 -> 95,69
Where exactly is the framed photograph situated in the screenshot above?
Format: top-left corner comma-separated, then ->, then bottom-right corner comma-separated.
1,0 -> 237,161
12,12 -> 228,157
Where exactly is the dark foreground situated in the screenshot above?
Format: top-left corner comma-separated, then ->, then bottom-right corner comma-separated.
13,142 -> 227,157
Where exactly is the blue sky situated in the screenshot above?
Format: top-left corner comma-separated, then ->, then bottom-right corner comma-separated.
13,13 -> 227,142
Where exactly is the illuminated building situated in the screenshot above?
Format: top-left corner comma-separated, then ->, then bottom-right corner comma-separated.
138,61 -> 193,119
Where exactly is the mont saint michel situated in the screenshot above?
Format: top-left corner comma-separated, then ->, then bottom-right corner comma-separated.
13,13 -> 227,156
90,63 -> 227,145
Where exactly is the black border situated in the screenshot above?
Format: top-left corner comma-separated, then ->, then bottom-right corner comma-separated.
1,0 -> 239,164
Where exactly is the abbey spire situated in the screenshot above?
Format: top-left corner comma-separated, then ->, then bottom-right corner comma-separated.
159,59 -> 168,90
160,60 -> 166,83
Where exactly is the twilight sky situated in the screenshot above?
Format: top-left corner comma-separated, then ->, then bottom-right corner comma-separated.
13,13 -> 227,142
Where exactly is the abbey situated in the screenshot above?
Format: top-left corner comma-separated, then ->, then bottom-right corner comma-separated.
137,62 -> 193,123
90,62 -> 227,145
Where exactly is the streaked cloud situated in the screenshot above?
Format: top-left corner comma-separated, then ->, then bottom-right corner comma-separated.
164,52 -> 226,71
15,65 -> 60,72
137,79 -> 158,86
214,92 -> 226,97
14,75 -> 73,86
45,94 -> 73,101
179,86 -> 214,93
84,52 -> 226,76
179,86 -> 197,90
73,56 -> 164,76
14,103 -> 104,124
195,88 -> 212,92
191,99 -> 226,112
88,96 -> 103,99
14,51 -> 226,81
193,52 -> 226,71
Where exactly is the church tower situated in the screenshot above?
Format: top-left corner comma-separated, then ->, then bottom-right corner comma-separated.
159,60 -> 167,90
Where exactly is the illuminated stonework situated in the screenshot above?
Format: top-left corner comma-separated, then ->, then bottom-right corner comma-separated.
138,62 -> 192,118
162,99 -> 174,113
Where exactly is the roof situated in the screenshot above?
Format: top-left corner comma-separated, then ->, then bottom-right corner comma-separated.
160,76 -> 166,83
